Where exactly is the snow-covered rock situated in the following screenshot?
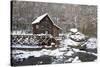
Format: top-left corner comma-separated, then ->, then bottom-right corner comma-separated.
64,58 -> 74,63
40,49 -> 51,55
58,47 -> 67,52
30,51 -> 42,57
85,37 -> 97,49
69,32 -> 86,42
72,56 -> 81,63
72,48 -> 80,52
63,50 -> 74,56
50,49 -> 64,57
12,50 -> 30,61
62,38 -> 81,47
70,28 -> 78,33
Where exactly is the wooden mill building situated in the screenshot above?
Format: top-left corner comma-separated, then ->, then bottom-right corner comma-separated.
32,13 -> 61,37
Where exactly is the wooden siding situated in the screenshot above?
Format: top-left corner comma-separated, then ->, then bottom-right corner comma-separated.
32,15 -> 60,37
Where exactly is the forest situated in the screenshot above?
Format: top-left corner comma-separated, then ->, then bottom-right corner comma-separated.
11,1 -> 97,37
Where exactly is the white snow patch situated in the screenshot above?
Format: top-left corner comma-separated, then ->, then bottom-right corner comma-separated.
70,28 -> 78,33
12,30 -> 33,35
65,58 -> 73,62
63,51 -> 74,56
12,50 -> 30,61
72,48 -> 80,52
12,45 -> 42,48
85,37 -> 97,49
58,47 -> 67,52
40,49 -> 51,55
30,51 -> 42,57
32,13 -> 48,24
49,49 -> 64,57
69,32 -> 86,42
72,56 -> 81,63
63,38 -> 80,46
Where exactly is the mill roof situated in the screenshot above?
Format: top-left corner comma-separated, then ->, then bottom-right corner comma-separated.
32,13 -> 61,29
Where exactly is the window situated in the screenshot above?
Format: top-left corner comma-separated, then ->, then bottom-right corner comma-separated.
36,25 -> 39,29
45,31 -> 48,34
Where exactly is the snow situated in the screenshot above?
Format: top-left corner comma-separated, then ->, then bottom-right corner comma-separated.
62,38 -> 80,46
68,28 -> 86,42
12,50 -> 30,61
12,50 -> 42,60
69,32 -> 86,42
12,44 -> 97,63
85,37 -> 97,49
60,31 -> 86,48
12,44 -> 42,48
32,13 -> 48,24
51,42 -> 55,46
53,24 -> 62,30
12,47 -> 75,61
65,58 -> 73,62
50,49 -> 64,57
72,56 -> 81,63
72,48 -> 80,52
60,31 -> 97,50
40,49 -> 51,55
35,33 -> 52,37
58,47 -> 67,52
63,51 -> 74,56
12,30 -> 33,35
11,28 -> 97,63
30,51 -> 42,57
70,28 -> 78,33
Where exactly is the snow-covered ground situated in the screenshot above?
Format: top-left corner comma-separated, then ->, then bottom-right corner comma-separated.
12,47 -> 77,63
61,38 -> 81,47
12,44 -> 97,64
11,29 -> 97,65
12,44 -> 42,48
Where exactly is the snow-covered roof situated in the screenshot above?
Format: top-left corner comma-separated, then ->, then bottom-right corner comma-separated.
32,13 -> 61,29
32,13 -> 48,24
